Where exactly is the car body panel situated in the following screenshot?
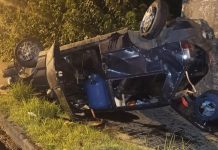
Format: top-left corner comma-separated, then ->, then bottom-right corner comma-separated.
40,18 -> 209,111
46,43 -> 74,118
2,18 -> 212,119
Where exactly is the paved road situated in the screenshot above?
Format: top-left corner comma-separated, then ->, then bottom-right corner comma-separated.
98,108 -> 218,150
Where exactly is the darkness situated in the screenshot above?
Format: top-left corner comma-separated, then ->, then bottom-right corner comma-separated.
166,0 -> 183,18
164,0 -> 183,18
0,142 -> 7,150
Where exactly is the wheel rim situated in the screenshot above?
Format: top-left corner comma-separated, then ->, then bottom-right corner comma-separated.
140,6 -> 157,33
199,100 -> 216,117
17,40 -> 41,62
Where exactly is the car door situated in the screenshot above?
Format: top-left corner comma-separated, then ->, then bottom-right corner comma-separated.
46,42 -> 74,119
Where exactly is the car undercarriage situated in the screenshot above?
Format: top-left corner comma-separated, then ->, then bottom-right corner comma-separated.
3,0 -> 218,132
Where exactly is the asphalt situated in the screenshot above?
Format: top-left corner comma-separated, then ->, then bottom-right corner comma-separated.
97,108 -> 218,150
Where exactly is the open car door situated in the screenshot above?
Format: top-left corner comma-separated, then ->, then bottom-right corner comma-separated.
46,42 -> 74,119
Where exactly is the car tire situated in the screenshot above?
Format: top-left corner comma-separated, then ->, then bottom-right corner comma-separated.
194,90 -> 218,122
15,38 -> 42,68
140,0 -> 169,39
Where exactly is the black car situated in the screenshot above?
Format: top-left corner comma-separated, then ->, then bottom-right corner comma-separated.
3,0 -> 218,132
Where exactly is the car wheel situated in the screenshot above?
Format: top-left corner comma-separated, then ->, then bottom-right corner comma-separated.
194,90 -> 218,122
15,38 -> 43,68
140,0 -> 168,39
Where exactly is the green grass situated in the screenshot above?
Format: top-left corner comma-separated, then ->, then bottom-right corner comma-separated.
10,81 -> 34,100
0,83 -> 149,150
0,82 -> 189,150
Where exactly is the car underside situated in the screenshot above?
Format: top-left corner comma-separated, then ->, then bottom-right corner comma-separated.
3,0 -> 218,132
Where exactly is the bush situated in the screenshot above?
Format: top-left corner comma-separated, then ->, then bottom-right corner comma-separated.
0,0 -> 149,60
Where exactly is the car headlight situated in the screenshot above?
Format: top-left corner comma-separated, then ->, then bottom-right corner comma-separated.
180,41 -> 192,60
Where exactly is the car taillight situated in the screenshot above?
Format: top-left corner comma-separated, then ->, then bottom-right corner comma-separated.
181,97 -> 189,108
180,41 -> 192,60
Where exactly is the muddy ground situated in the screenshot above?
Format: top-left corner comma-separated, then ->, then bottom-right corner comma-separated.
1,62 -> 218,150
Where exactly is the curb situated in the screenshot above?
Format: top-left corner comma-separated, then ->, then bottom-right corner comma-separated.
0,113 -> 41,150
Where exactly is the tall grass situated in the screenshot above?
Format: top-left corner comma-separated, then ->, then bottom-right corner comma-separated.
10,82 -> 34,100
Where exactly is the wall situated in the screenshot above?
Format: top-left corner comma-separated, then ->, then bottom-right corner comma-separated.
183,0 -> 218,37
183,0 -> 218,92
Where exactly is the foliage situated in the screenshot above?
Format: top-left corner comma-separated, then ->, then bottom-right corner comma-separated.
0,0 -> 150,60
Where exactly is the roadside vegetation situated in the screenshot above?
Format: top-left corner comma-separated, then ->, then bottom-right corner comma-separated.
0,82 -> 188,150
0,0 -> 152,60
0,82 -> 150,150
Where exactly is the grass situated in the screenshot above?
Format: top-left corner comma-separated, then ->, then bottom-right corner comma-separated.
162,135 -> 187,150
10,81 -> 34,100
0,83 -> 149,150
0,82 -> 189,150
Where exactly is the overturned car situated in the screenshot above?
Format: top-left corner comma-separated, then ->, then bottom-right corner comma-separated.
3,0 -> 218,132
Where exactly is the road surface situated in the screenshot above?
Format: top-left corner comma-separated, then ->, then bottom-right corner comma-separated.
97,107 -> 218,150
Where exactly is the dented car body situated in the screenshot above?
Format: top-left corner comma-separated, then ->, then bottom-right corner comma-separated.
3,0 -> 218,132
46,18 -> 210,111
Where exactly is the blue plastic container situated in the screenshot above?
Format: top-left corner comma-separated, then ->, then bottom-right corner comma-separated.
85,74 -> 111,110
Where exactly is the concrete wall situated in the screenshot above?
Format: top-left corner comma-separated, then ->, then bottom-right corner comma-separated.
183,0 -> 218,37
183,0 -> 218,92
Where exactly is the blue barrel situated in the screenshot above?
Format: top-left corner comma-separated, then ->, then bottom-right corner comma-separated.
85,74 -> 111,110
